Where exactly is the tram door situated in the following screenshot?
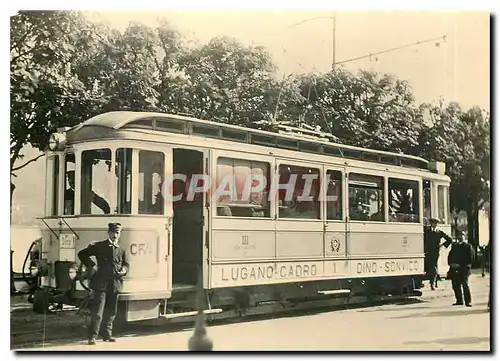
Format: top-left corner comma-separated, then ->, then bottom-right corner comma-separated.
323,167 -> 348,259
171,148 -> 209,288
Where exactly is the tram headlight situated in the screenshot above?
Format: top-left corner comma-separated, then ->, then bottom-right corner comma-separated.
48,132 -> 67,151
29,259 -> 49,278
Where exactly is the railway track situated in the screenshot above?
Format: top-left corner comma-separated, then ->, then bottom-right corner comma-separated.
12,293 -> 427,350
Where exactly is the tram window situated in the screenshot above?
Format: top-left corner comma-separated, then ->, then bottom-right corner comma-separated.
156,119 -> 185,134
388,178 -> 420,223
362,152 -> 380,162
49,155 -> 60,216
80,149 -> 112,215
138,150 -> 165,215
193,125 -> 220,139
251,134 -> 276,146
277,138 -> 298,150
344,150 -> 361,159
116,148 -> 133,214
222,129 -> 248,142
125,119 -> 153,130
324,146 -> 343,156
437,185 -> 448,224
380,156 -> 397,165
326,170 -> 342,220
348,173 -> 384,222
300,142 -> 321,153
423,180 -> 431,223
63,153 -> 76,215
278,165 -> 320,220
215,157 -> 270,218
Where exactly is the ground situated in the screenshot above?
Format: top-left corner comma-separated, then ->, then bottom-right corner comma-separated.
13,272 -> 490,351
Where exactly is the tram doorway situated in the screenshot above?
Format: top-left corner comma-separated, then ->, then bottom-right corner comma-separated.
171,148 -> 205,286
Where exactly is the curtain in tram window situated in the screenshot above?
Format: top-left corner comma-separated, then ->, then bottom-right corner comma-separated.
250,162 -> 265,207
234,159 -> 250,204
216,158 -> 234,205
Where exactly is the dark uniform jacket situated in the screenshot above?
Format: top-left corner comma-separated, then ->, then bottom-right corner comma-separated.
424,227 -> 453,265
78,239 -> 129,292
448,241 -> 475,275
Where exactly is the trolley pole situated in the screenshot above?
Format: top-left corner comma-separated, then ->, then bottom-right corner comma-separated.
188,270 -> 213,351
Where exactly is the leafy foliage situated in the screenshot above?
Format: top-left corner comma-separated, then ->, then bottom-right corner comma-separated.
10,10 -> 490,246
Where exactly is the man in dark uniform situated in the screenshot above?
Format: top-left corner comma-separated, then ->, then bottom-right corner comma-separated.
448,230 -> 475,307
424,218 -> 453,290
78,223 -> 129,345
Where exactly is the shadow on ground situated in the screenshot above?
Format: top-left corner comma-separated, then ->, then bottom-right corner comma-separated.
390,307 -> 489,319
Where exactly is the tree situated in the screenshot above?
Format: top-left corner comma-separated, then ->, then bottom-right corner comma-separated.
274,68 -> 424,153
10,11 -> 101,205
417,101 -> 490,247
175,36 -> 278,124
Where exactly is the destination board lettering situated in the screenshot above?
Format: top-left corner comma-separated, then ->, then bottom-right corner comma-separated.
354,259 -> 421,276
220,263 -> 318,282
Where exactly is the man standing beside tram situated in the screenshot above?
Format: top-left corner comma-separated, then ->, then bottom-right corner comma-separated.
424,217 -> 453,290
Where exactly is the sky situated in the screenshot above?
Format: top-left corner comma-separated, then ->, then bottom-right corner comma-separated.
86,11 -> 490,111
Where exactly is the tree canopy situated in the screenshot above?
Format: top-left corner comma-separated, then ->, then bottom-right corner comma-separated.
10,11 -> 490,246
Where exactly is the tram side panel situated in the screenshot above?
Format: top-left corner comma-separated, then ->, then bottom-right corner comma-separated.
347,222 -> 425,279
209,220 -> 424,289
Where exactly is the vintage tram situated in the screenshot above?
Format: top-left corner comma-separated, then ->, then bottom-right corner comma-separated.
28,111 -> 452,322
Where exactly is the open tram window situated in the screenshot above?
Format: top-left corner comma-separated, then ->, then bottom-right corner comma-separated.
423,180 -> 431,223
116,148 -> 132,214
215,157 -> 270,218
63,153 -> 76,215
80,149 -> 112,215
48,155 -> 60,216
138,150 -> 165,215
348,173 -> 384,222
388,178 -> 420,223
437,185 -> 448,224
326,170 -> 343,220
278,165 -> 320,220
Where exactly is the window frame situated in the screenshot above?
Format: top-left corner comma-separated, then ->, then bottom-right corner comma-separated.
137,149 -> 166,216
45,153 -> 61,217
387,177 -> 422,224
63,152 -> 76,216
324,167 -> 345,222
213,155 -> 272,219
79,148 -> 113,216
66,142 -> 169,217
276,160 -> 322,221
437,183 -> 450,225
347,171 -> 386,223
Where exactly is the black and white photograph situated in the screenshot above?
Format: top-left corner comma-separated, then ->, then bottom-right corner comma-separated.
8,5 -> 491,352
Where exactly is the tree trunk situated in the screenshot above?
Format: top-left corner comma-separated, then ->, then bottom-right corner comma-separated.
10,181 -> 15,219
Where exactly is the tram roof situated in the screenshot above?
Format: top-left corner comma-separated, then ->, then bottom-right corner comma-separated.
72,111 -> 430,170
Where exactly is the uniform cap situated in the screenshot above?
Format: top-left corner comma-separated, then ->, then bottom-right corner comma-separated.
429,217 -> 440,223
108,223 -> 122,232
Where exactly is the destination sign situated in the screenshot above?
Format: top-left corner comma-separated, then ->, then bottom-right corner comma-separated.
211,258 -> 423,287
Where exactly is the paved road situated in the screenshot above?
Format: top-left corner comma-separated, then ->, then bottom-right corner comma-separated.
19,274 -> 490,351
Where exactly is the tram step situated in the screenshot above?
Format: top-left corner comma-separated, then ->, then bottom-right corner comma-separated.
161,308 -> 223,320
318,289 -> 351,296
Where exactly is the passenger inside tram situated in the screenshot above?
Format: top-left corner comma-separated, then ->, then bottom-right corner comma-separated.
64,170 -> 110,214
